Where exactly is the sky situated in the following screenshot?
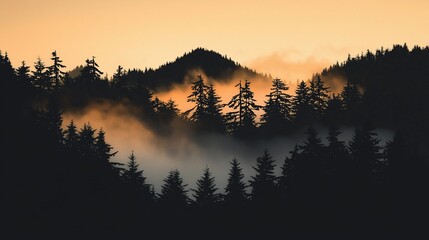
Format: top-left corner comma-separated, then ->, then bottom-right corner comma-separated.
1,0 -> 429,80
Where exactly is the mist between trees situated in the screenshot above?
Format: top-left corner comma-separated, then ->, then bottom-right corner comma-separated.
1,45 -> 429,238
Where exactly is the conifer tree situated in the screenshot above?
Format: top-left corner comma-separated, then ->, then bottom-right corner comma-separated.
227,80 -> 261,133
94,129 -> 117,165
32,58 -> 50,90
291,127 -> 326,194
341,80 -> 361,123
64,120 -> 79,151
48,50 -> 66,91
192,167 -> 220,208
291,81 -> 312,124
348,123 -> 382,178
112,65 -> 124,88
309,75 -> 329,118
205,84 -> 226,132
78,123 -> 97,159
249,150 -> 277,203
0,51 -> 16,82
224,158 -> 247,206
122,152 -> 154,203
261,78 -> 292,131
158,170 -> 188,209
80,56 -> 103,84
16,61 -> 31,83
186,75 -> 208,124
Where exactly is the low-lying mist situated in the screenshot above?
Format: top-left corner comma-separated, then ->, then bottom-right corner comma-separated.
63,101 -> 394,196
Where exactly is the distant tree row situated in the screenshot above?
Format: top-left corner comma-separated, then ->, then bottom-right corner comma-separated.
4,47 -> 428,141
2,48 -> 429,237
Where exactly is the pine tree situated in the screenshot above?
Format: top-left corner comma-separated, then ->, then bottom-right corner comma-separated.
205,84 -> 226,132
16,61 -> 31,83
112,65 -> 124,88
0,51 -> 16,82
227,80 -> 261,133
341,80 -> 361,123
192,167 -> 220,208
64,120 -> 79,151
158,170 -> 189,209
79,56 -> 103,85
186,75 -> 208,124
122,152 -> 154,203
348,123 -> 382,178
249,150 -> 277,203
32,58 -> 50,90
261,78 -> 292,131
94,128 -> 117,165
293,127 -> 326,191
48,50 -> 66,91
309,75 -> 329,118
291,81 -> 312,124
78,123 -> 97,160
224,158 -> 247,206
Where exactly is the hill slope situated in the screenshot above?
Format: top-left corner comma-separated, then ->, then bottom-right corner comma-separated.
123,48 -> 270,91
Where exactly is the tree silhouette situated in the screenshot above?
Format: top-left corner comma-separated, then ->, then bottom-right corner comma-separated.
227,80 -> 261,134
291,81 -> 312,125
261,78 -> 292,133
205,84 -> 226,132
185,76 -> 226,132
191,167 -> 220,208
64,120 -> 79,152
48,50 -> 66,91
341,80 -> 361,123
186,75 -> 208,124
249,150 -> 277,204
16,61 -> 31,83
94,128 -> 118,167
32,57 -> 50,90
78,123 -> 97,160
158,170 -> 189,210
348,123 -> 382,178
111,65 -> 125,89
224,158 -> 247,206
309,75 -> 329,119
79,56 -> 103,85
297,127 -> 325,180
122,152 -> 155,205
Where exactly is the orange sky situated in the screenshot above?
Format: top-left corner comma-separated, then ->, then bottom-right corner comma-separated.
1,0 -> 428,80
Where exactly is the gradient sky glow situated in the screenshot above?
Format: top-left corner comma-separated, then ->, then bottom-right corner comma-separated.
1,0 -> 428,79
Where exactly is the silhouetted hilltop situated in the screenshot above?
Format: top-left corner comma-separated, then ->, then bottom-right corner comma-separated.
123,48 -> 270,91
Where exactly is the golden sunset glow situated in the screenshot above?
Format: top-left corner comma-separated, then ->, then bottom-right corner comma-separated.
1,0 -> 428,80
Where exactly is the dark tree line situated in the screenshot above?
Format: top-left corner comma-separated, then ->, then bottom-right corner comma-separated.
1,47 -> 429,238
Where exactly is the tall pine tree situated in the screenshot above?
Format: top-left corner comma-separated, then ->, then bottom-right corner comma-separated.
227,80 -> 261,134
191,167 -> 220,208
48,50 -> 66,91
249,150 -> 277,203
261,78 -> 292,132
224,158 -> 247,206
